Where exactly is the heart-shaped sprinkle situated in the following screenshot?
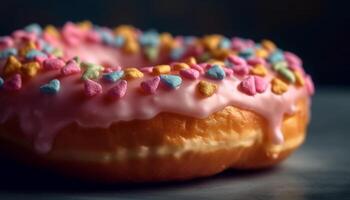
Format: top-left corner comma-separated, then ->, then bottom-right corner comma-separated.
22,62 -> 40,77
4,73 -> 22,91
141,76 -> 160,94
43,58 -> 65,70
108,80 -> 127,98
180,68 -> 200,80
160,75 -> 182,89
84,79 -> 102,97
197,80 -> 217,97
103,70 -> 124,82
206,65 -> 225,80
61,60 -> 81,76
40,79 -> 60,94
240,76 -> 256,96
3,56 -> 22,76
233,64 -> 249,77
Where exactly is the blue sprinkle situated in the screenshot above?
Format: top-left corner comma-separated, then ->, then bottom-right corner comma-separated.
113,35 -> 125,48
268,50 -> 285,64
219,37 -> 231,49
24,23 -> 42,35
160,75 -> 182,89
238,48 -> 254,59
99,30 -> 114,45
41,42 -> 55,53
40,79 -> 60,94
103,70 -> 124,82
206,65 -> 226,80
0,48 -> 17,59
184,36 -> 196,46
139,30 -> 160,47
26,50 -> 47,60
170,47 -> 185,60
0,77 -> 4,89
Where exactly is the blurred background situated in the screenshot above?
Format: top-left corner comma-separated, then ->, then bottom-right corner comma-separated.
0,0 -> 348,86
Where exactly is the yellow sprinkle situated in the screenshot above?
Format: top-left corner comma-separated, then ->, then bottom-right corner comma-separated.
123,40 -> 140,54
114,25 -> 136,39
184,56 -> 197,65
207,59 -> 225,66
172,62 -> 190,71
271,78 -> 288,95
202,35 -> 222,51
159,32 -> 175,49
261,39 -> 277,52
211,49 -> 233,60
153,65 -> 171,75
124,68 -> 144,79
250,64 -> 268,77
197,80 -> 218,97
77,20 -> 92,30
3,56 -> 22,76
255,48 -> 269,58
19,41 -> 36,57
22,62 -> 40,77
44,25 -> 60,38
294,71 -> 305,87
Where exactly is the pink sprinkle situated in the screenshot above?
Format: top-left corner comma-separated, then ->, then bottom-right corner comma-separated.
140,66 -> 154,73
43,58 -> 66,70
4,73 -> 22,91
223,68 -> 234,77
84,79 -> 102,97
231,37 -> 254,51
61,60 -> 81,76
227,55 -> 247,66
284,51 -> 302,68
233,64 -> 249,77
305,75 -> 315,95
198,63 -> 210,69
43,32 -> 58,44
86,31 -> 101,43
190,64 -> 205,74
12,30 -> 37,41
180,68 -> 200,80
0,36 -> 14,49
108,80 -> 127,98
141,76 -> 160,94
254,76 -> 267,93
35,56 -> 47,64
239,76 -> 256,96
62,22 -> 83,46
247,57 -> 266,66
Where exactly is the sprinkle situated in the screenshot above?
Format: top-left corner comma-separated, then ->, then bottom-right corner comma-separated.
227,55 -> 247,66
261,39 -> 277,52
139,30 -> 160,47
223,68 -> 234,77
140,66 -> 154,73
113,35 -> 125,47
3,56 -> 22,76
202,35 -> 221,50
0,77 -> 3,88
219,37 -> 231,49
108,80 -> 127,98
84,79 -> 103,97
123,40 -> 140,54
13,30 -> 37,41
144,46 -> 159,62
103,70 -> 124,82
25,50 -> 47,60
197,80 -> 217,97
305,75 -> 315,95
0,48 -> 17,59
250,64 -> 267,77
180,68 -> 200,80
0,37 -> 14,49
51,48 -> 63,57
81,63 -> 104,80
247,57 -> 266,66
272,61 -> 288,71
19,41 -> 36,57
61,60 -> 81,76
254,76 -> 268,93
24,23 -> 42,35
271,78 -> 288,95
268,50 -> 285,64
294,71 -> 305,87
153,65 -> 171,75
238,48 -> 254,59
40,79 -> 60,94
184,57 -> 197,65
170,47 -> 185,60
239,76 -> 256,96
43,58 -> 65,70
233,64 -> 249,77
284,51 -> 302,67
207,59 -> 225,66
86,31 -> 101,43
206,65 -> 225,80
255,48 -> 269,58
160,75 -> 182,89
190,64 -> 205,74
22,62 -> 40,77
141,76 -> 160,94
172,62 -> 190,71
4,73 -> 22,91
44,25 -> 60,38
123,68 -> 144,79
278,68 -> 296,83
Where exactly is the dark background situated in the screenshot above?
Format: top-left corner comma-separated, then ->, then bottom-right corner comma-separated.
0,0 -> 348,86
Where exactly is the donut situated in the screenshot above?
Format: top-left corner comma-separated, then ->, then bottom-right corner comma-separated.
0,21 -> 314,182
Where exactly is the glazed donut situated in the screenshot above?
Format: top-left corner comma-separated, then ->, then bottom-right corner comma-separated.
0,22 -> 314,182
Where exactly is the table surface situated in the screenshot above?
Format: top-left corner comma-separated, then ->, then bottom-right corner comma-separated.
0,88 -> 349,200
